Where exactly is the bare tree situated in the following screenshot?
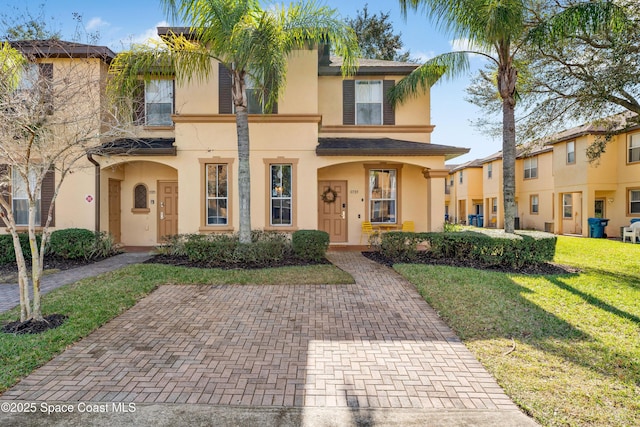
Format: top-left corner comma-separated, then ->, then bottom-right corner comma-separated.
0,40 -> 121,322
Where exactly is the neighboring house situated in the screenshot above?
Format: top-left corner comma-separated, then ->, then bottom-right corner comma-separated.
2,33 -> 470,246
446,160 -> 483,224
0,40 -> 116,234
447,113 -> 640,238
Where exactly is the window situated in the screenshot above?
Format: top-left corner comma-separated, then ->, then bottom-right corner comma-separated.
449,176 -> 454,187
530,195 -> 539,214
369,169 -> 397,223
12,168 -> 40,226
206,164 -> 229,225
487,162 -> 493,179
459,170 -> 463,184
132,184 -> 149,213
629,189 -> 640,215
270,164 -> 292,226
563,194 -> 573,219
524,157 -> 538,179
17,62 -> 53,114
629,134 -> 640,163
145,79 -> 173,126
491,197 -> 498,214
355,80 -> 383,125
567,141 -> 575,164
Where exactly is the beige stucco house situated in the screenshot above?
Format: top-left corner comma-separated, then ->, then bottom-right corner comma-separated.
3,35 -> 470,246
447,114 -> 640,238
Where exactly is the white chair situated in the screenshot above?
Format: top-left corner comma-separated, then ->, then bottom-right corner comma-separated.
622,222 -> 640,243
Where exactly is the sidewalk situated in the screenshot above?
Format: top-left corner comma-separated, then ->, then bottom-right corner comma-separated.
0,251 -> 537,426
0,252 -> 153,314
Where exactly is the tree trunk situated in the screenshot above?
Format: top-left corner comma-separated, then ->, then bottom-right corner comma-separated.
502,95 -> 517,234
29,202 -> 44,321
11,232 -> 31,322
236,107 -> 252,244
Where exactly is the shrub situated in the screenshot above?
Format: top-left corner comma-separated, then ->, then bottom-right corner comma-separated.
292,230 -> 329,262
0,233 -> 43,265
183,231 -> 291,266
380,230 -> 557,269
48,229 -> 118,260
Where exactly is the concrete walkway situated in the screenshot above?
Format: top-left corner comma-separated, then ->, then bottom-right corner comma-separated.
0,252 -> 153,314
0,251 -> 537,426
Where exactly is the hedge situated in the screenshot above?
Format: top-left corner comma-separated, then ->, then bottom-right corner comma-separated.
380,230 -> 557,269
292,230 -> 329,262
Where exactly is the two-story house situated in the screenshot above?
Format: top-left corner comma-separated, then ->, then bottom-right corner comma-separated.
8,32 -> 468,247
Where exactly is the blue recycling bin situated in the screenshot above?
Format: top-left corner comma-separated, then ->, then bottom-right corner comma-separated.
631,218 -> 640,224
468,214 -> 477,226
477,215 -> 484,227
588,218 -> 608,238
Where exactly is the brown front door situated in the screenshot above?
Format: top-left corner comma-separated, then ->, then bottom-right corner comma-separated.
108,179 -> 121,243
318,180 -> 348,243
158,181 -> 178,242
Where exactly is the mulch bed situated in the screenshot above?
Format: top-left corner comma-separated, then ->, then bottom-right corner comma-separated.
2,314 -> 68,335
362,251 -> 580,275
145,254 -> 331,270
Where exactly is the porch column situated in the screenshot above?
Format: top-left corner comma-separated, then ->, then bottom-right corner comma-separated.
423,168 -> 449,232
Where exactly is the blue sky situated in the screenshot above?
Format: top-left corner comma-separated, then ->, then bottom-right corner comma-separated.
10,0 -> 498,164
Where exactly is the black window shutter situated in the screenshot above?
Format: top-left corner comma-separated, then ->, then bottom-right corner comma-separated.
343,80 -> 355,125
41,168 -> 55,227
133,80 -> 145,124
0,165 -> 8,227
383,80 -> 396,126
218,63 -> 233,114
39,63 -> 54,115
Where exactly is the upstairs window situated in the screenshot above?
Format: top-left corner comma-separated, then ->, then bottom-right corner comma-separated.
524,157 -> 538,179
218,64 -> 278,115
459,170 -> 463,184
629,134 -> 640,163
356,80 -> 383,125
567,141 -> 575,164
487,162 -> 493,179
145,79 -> 174,126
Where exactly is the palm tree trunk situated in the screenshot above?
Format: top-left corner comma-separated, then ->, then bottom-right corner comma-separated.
502,95 -> 517,234
236,108 -> 252,244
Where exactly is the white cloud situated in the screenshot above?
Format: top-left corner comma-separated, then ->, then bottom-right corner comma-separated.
449,38 -> 493,56
86,17 -> 110,32
412,50 -> 436,63
110,21 -> 170,50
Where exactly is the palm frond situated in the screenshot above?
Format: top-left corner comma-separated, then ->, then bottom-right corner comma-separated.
388,51 -> 472,105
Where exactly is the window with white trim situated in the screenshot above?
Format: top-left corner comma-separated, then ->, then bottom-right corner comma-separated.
356,80 -> 383,125
524,157 -> 538,179
563,194 -> 573,219
145,79 -> 173,126
491,197 -> 498,214
270,164 -> 292,226
459,170 -> 463,184
487,162 -> 493,179
629,134 -> 640,163
12,167 -> 40,226
629,189 -> 640,214
369,169 -> 397,223
206,164 -> 229,225
530,194 -> 539,214
567,141 -> 575,164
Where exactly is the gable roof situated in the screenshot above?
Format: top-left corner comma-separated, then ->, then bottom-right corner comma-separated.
448,159 -> 484,173
317,138 -> 468,160
9,40 -> 116,63
545,112 -> 639,145
319,56 -> 418,76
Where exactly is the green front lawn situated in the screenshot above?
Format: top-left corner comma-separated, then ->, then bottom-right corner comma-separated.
0,263 -> 353,393
396,236 -> 640,427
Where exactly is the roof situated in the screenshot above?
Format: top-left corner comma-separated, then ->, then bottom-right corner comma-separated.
93,138 -> 177,156
448,159 -> 484,173
9,40 -> 116,63
319,56 -> 418,76
545,111 -> 640,145
316,138 -> 469,160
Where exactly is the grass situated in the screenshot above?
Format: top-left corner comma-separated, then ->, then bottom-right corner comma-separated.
0,262 -> 353,393
395,236 -> 640,427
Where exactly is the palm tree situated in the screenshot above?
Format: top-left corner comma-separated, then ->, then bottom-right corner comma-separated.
108,0 -> 358,243
391,0 -> 627,233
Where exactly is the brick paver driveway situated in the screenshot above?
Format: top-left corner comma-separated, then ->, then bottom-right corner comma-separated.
1,252 -> 528,419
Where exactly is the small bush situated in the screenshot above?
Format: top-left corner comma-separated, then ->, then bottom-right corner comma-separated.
48,229 -> 118,260
0,233 -> 43,265
292,230 -> 329,262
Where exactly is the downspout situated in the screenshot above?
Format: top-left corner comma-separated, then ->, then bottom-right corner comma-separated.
86,153 -> 101,233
